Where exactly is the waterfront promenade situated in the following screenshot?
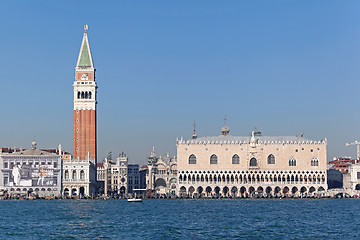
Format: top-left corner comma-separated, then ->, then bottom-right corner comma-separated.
0,188 -> 357,200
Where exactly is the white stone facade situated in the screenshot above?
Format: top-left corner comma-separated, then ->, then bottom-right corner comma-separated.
343,163 -> 360,191
147,148 -> 177,196
177,126 -> 327,197
62,157 -> 97,197
73,79 -> 97,111
0,142 -> 62,197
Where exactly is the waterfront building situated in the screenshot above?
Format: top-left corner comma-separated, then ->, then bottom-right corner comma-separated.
147,148 -> 177,196
62,25 -> 97,197
97,152 -> 129,196
0,141 -> 63,197
109,152 -> 128,195
139,165 -> 148,190
343,163 -> 360,190
127,164 -> 140,193
327,157 -> 359,173
327,169 -> 343,189
95,162 -> 105,195
97,162 -> 105,182
176,121 -> 327,197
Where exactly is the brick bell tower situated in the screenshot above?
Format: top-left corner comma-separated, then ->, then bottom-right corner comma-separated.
73,25 -> 97,163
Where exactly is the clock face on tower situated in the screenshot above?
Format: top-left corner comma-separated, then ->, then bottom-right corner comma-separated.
81,73 -> 89,81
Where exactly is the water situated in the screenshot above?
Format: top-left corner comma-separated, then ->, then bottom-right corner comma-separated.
0,199 -> 359,239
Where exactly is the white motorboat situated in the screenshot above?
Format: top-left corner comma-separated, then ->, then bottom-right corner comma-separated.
127,198 -> 142,202
127,189 -> 146,203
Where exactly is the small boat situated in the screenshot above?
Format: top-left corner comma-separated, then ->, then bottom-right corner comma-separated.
127,189 -> 146,203
127,198 -> 142,203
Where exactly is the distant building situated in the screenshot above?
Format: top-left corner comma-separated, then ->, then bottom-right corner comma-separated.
110,152 -> 128,195
139,165 -> 148,190
327,169 -> 343,189
97,152 -> 131,196
327,157 -> 359,173
343,164 -> 360,191
95,162 -> 105,195
177,121 -> 327,197
97,163 -> 105,182
0,141 -> 63,197
147,147 -> 177,196
62,156 -> 97,197
127,164 -> 140,193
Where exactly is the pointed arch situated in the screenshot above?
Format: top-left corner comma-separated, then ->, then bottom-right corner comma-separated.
289,157 -> 296,166
311,157 -> 319,166
188,154 -> 197,164
267,154 -> 275,164
232,154 -> 240,164
250,157 -> 257,167
210,154 -> 218,164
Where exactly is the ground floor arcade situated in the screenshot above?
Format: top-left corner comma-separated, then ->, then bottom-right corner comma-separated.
177,184 -> 327,198
62,183 -> 96,198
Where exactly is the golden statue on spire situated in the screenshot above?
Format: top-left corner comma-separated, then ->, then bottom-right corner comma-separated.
84,25 -> 88,33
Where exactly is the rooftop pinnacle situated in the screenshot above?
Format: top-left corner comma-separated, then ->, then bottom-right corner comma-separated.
76,25 -> 94,68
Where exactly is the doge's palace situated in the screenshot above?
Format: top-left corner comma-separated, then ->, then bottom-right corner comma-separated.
177,121 -> 327,197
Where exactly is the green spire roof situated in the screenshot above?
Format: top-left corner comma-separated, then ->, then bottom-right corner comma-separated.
78,39 -> 91,67
76,30 -> 94,68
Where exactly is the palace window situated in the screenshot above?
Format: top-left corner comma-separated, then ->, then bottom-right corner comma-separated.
189,154 -> 197,164
357,172 -> 360,180
210,154 -> 218,164
289,157 -> 297,166
232,154 -> 240,164
72,170 -> 77,180
249,158 -> 257,167
311,157 -> 319,166
64,170 -> 69,180
80,170 -> 85,180
4,162 -> 8,168
267,154 -> 275,164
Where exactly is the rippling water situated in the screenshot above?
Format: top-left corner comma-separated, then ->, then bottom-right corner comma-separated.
0,199 -> 359,239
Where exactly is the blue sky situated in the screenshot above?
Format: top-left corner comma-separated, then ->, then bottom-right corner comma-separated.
0,1 -> 359,165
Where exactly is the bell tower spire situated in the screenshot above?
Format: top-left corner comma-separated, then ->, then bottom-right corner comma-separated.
76,25 -> 94,69
73,25 -> 97,163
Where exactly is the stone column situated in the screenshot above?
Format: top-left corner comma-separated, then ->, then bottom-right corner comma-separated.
104,167 -> 108,196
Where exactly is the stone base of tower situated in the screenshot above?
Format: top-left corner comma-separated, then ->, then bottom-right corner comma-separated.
62,158 -> 97,198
